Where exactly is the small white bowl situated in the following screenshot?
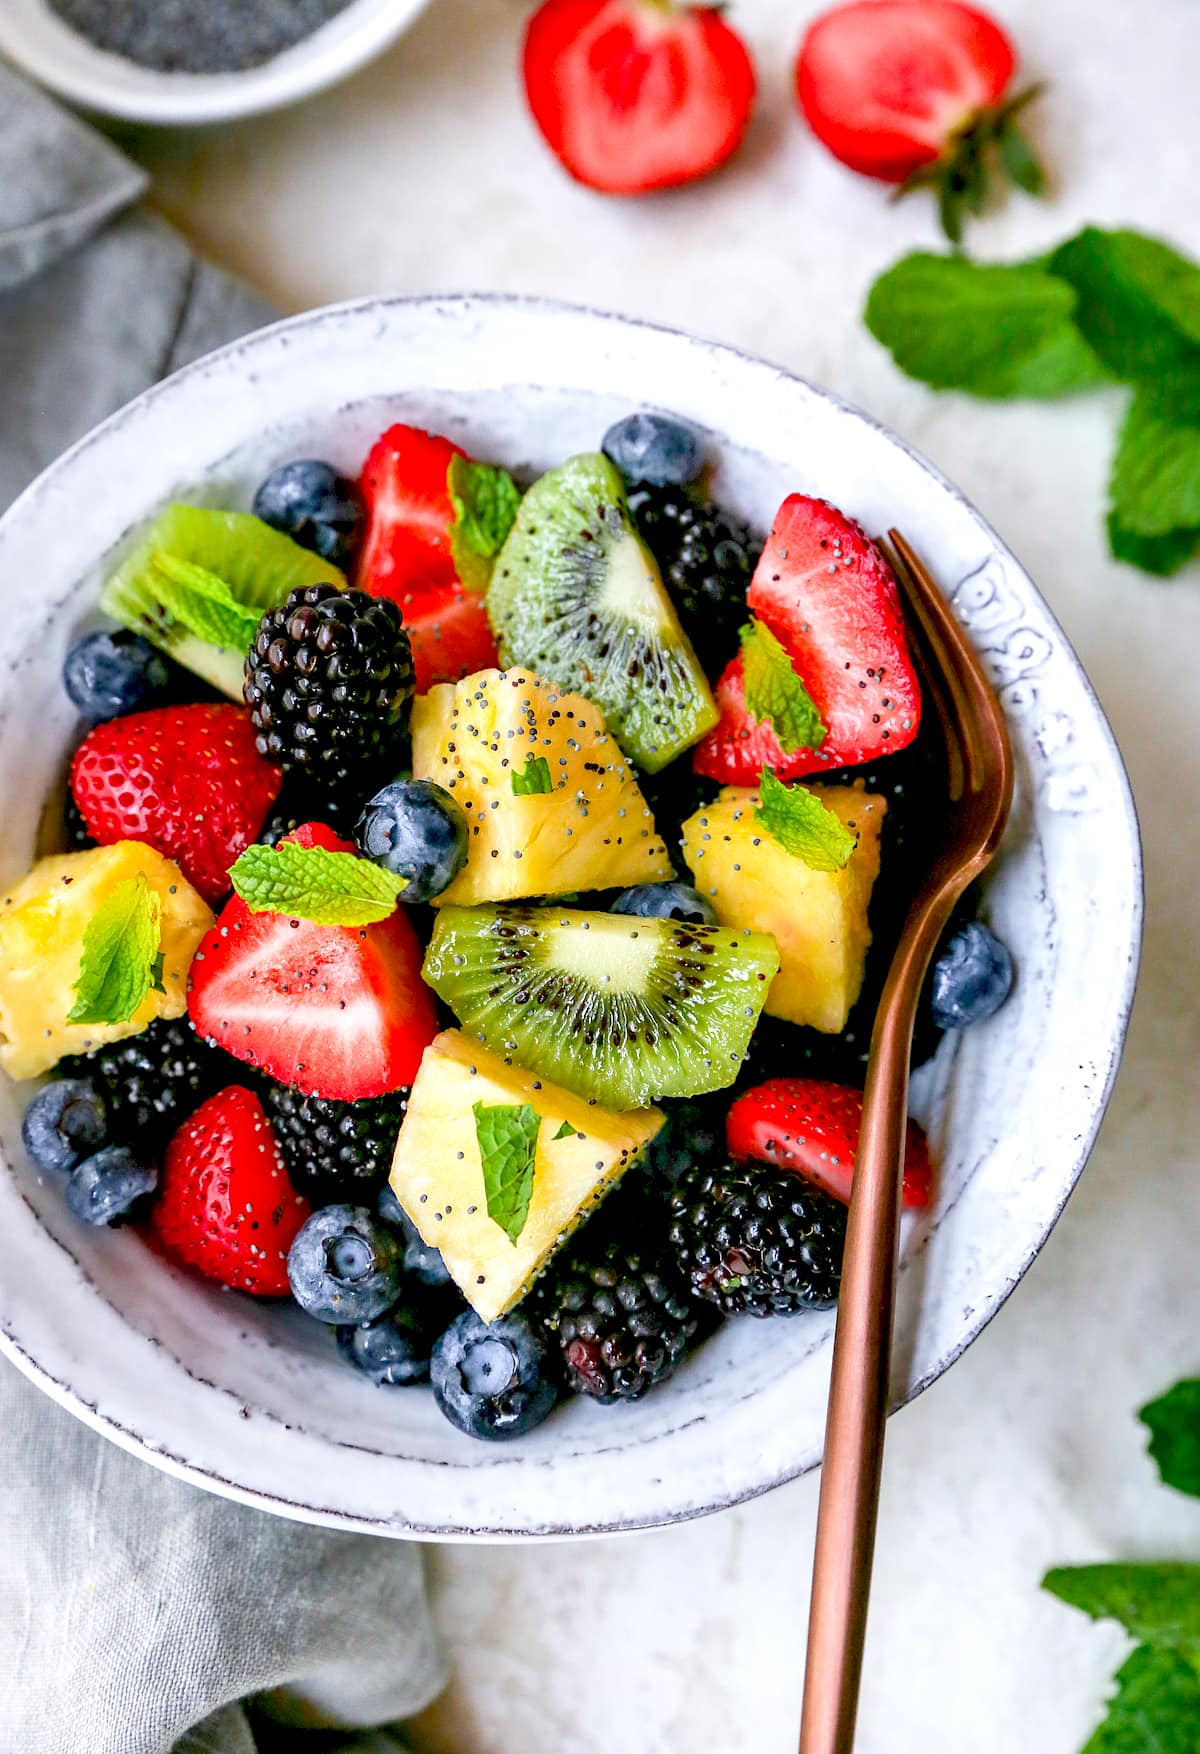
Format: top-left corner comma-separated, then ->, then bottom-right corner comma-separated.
0,296 -> 1142,1539
0,0 -> 434,125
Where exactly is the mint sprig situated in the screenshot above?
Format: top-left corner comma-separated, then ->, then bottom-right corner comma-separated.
865,227 -> 1200,576
449,457 -> 521,592
754,769 -> 857,871
229,842 -> 406,926
473,1101 -> 539,1245
1141,1380 -> 1200,1499
1045,1377 -> 1200,1750
151,553 -> 265,651
511,753 -> 553,796
740,621 -> 826,754
68,874 -> 164,1027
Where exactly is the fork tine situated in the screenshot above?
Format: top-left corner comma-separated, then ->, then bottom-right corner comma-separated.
885,531 -> 994,797
876,537 -> 966,800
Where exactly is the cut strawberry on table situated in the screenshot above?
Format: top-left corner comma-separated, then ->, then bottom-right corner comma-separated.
153,1085 -> 312,1295
70,702 -> 282,906
523,0 -> 756,196
795,0 -> 1044,242
693,495 -> 921,786
356,423 -> 510,691
727,1077 -> 932,1209
187,823 -> 438,1101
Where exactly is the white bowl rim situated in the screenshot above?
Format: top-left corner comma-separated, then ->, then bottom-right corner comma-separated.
0,0 -> 434,125
0,292 -> 1144,1539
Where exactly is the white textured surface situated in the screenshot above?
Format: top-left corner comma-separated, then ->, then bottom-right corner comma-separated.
84,0 -> 1200,1745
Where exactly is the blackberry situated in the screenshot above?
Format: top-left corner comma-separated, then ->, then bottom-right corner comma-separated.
243,583 -> 414,791
669,1160 -> 847,1316
534,1197 -> 705,1402
265,1084 -> 409,1206
258,775 -> 358,847
58,1016 -> 232,1153
627,480 -> 761,675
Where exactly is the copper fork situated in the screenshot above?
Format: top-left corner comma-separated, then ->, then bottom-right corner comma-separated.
797,531 -> 1014,1754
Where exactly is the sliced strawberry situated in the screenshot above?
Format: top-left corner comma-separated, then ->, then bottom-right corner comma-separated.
523,0 -> 756,196
796,1 -> 1040,242
727,1077 -> 932,1209
71,703 -> 282,906
356,423 -> 501,690
187,823 -> 437,1101
693,495 -> 921,785
153,1085 -> 312,1295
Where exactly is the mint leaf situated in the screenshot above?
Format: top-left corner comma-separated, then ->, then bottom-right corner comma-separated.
151,553 -> 264,651
473,1101 -> 539,1245
1109,389 -> 1200,538
864,252 -> 1109,399
1077,1645 -> 1200,1754
754,769 -> 858,871
229,841 -> 406,926
1050,228 -> 1200,381
511,753 -> 553,796
449,457 -> 521,591
741,621 -> 826,754
1107,515 -> 1200,578
68,874 -> 163,1026
1043,1564 -> 1200,1664
553,1120 -> 577,1140
1141,1381 -> 1200,1499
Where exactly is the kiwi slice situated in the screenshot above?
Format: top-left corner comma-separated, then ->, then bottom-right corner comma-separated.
487,454 -> 718,773
422,904 -> 780,1109
100,505 -> 344,700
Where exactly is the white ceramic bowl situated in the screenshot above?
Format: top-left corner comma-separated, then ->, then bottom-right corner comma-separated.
0,296 -> 1141,1538
0,0 -> 434,125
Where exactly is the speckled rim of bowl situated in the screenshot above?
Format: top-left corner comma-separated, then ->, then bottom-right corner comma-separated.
0,294 -> 1143,1540
0,0 -> 435,125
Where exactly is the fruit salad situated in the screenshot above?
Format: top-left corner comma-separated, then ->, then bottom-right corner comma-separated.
0,410 -> 1015,1442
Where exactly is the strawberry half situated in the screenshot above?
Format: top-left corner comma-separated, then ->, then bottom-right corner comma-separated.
357,423 -> 500,692
187,823 -> 437,1101
796,0 -> 1043,242
153,1085 -> 312,1295
693,495 -> 921,785
727,1077 -> 932,1209
523,0 -> 756,196
71,702 -> 282,906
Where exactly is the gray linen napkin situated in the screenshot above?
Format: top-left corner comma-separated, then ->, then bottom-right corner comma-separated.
0,64 -> 447,1754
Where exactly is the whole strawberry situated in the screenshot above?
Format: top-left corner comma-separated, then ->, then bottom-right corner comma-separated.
153,1085 -> 311,1296
523,0 -> 756,196
727,1077 -> 932,1209
796,0 -> 1044,242
71,702 -> 282,906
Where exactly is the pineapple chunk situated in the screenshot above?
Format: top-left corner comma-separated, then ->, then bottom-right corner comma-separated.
411,667 -> 672,905
681,783 -> 885,1034
390,1029 -> 664,1321
0,840 -> 214,1079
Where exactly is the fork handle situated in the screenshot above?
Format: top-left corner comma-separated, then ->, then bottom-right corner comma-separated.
797,939 -> 932,1754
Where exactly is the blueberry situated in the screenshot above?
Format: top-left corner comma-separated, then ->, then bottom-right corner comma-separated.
336,1289 -> 452,1386
611,882 -> 717,927
431,1310 -> 557,1442
378,1187 -> 454,1289
287,1204 -> 403,1324
65,1147 -> 156,1226
252,459 -> 363,569
355,779 -> 468,904
62,631 -> 170,721
930,920 -> 1015,1030
602,412 -> 703,487
21,1080 -> 107,1174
